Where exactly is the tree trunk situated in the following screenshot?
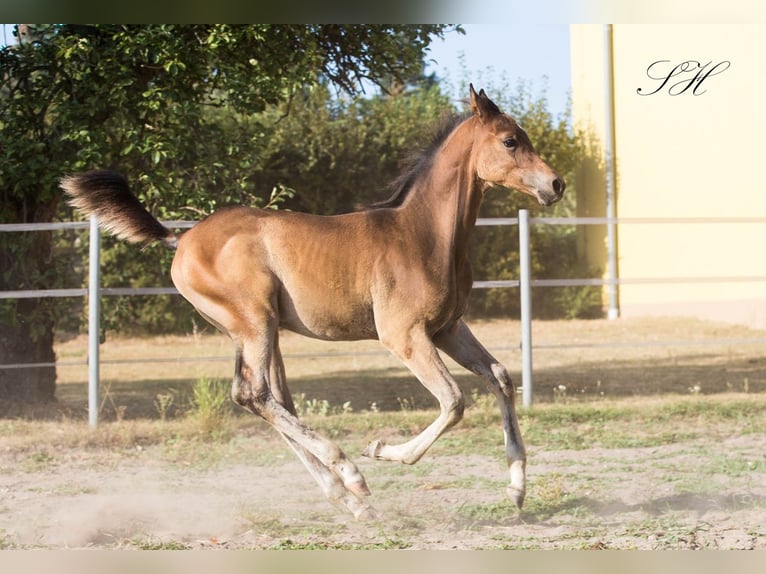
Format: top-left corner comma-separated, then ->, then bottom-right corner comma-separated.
0,306 -> 57,415
0,224 -> 59,416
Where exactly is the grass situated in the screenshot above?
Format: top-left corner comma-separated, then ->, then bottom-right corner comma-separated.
189,376 -> 233,439
2,393 -> 764,457
3,318 -> 765,549
269,538 -> 412,550
2,392 -> 764,549
49,316 -> 766,421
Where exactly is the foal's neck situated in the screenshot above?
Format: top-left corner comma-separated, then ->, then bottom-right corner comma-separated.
403,118 -> 485,265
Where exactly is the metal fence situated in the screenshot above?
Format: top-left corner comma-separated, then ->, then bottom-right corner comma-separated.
2,212 -> 766,425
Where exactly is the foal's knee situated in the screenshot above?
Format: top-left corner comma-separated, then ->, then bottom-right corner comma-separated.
491,363 -> 516,397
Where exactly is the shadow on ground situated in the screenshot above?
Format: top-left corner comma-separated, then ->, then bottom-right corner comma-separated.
518,492 -> 766,524
6,352 -> 766,421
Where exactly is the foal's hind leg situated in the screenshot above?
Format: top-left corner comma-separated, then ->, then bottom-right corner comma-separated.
231,328 -> 372,518
267,337 -> 377,520
434,320 -> 527,508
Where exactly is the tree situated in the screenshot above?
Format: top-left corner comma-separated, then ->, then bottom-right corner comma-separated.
252,80 -> 453,215
0,24 -> 456,410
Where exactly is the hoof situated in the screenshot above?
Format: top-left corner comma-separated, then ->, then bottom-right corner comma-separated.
354,505 -> 380,522
362,439 -> 383,460
346,476 -> 371,497
506,485 -> 526,510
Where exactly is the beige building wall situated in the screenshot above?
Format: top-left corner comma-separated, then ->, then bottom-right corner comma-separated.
570,25 -> 766,328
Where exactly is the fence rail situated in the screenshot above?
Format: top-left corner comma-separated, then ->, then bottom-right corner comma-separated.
2,213 -> 766,424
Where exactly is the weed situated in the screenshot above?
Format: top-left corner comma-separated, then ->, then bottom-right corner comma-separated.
270,538 -> 411,550
99,379 -> 127,422
189,377 -> 231,438
25,450 -> 55,472
620,515 -> 708,549
131,538 -> 192,550
0,530 -> 15,550
457,500 -> 516,524
397,396 -> 416,411
241,513 -> 289,537
153,391 -> 176,421
553,384 -> 569,403
294,393 -> 353,417
708,453 -> 764,477
521,472 -> 586,521
469,389 -> 496,410
295,394 -> 332,416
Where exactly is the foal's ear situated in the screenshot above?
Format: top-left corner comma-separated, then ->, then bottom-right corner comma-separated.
469,83 -> 501,122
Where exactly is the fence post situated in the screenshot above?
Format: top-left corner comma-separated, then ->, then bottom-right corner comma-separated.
518,209 -> 533,408
88,216 -> 100,428
604,24 -> 620,320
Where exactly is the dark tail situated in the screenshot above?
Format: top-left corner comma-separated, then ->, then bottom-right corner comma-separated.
60,170 -> 177,248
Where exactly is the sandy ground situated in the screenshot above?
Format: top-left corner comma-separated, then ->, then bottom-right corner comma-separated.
3,317 -> 765,549
1,424 -> 763,549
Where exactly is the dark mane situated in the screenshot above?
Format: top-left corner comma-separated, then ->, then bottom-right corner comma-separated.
365,114 -> 468,210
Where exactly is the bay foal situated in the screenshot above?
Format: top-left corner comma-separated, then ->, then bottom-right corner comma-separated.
62,86 -> 564,519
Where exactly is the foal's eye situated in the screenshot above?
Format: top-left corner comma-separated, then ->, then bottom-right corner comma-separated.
503,137 -> 518,149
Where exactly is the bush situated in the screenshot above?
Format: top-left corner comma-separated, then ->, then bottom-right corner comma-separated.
189,377 -> 232,438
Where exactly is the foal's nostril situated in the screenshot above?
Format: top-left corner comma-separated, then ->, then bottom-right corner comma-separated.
552,177 -> 565,195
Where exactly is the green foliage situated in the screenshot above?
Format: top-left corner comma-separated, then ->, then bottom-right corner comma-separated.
0,24 -> 455,394
189,376 -> 232,438
293,392 -> 353,417
251,81 -> 452,214
2,22 -> 600,360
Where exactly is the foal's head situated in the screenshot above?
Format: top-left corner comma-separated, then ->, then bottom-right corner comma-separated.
469,84 -> 565,206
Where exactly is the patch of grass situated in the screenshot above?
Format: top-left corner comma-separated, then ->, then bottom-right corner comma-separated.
491,526 -> 610,550
520,472 -> 589,521
708,452 -> 764,477
2,394 -> 763,463
515,395 -> 766,450
618,515 -> 710,549
432,426 -> 501,457
24,450 -> 56,472
241,513 -> 291,538
0,530 -> 16,550
131,538 -> 192,550
189,376 -> 233,439
27,483 -> 97,497
270,538 -> 411,550
664,452 -> 766,498
456,500 -> 516,524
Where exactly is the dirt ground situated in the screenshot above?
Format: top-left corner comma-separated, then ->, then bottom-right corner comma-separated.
1,406 -> 764,550
1,317 -> 765,549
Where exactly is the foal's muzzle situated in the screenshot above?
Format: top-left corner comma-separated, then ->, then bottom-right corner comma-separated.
537,176 -> 566,206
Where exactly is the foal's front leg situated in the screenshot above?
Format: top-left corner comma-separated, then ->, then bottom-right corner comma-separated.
434,320 -> 527,509
363,327 -> 465,465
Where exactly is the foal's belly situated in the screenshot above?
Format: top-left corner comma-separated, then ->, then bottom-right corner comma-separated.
277,291 -> 379,342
